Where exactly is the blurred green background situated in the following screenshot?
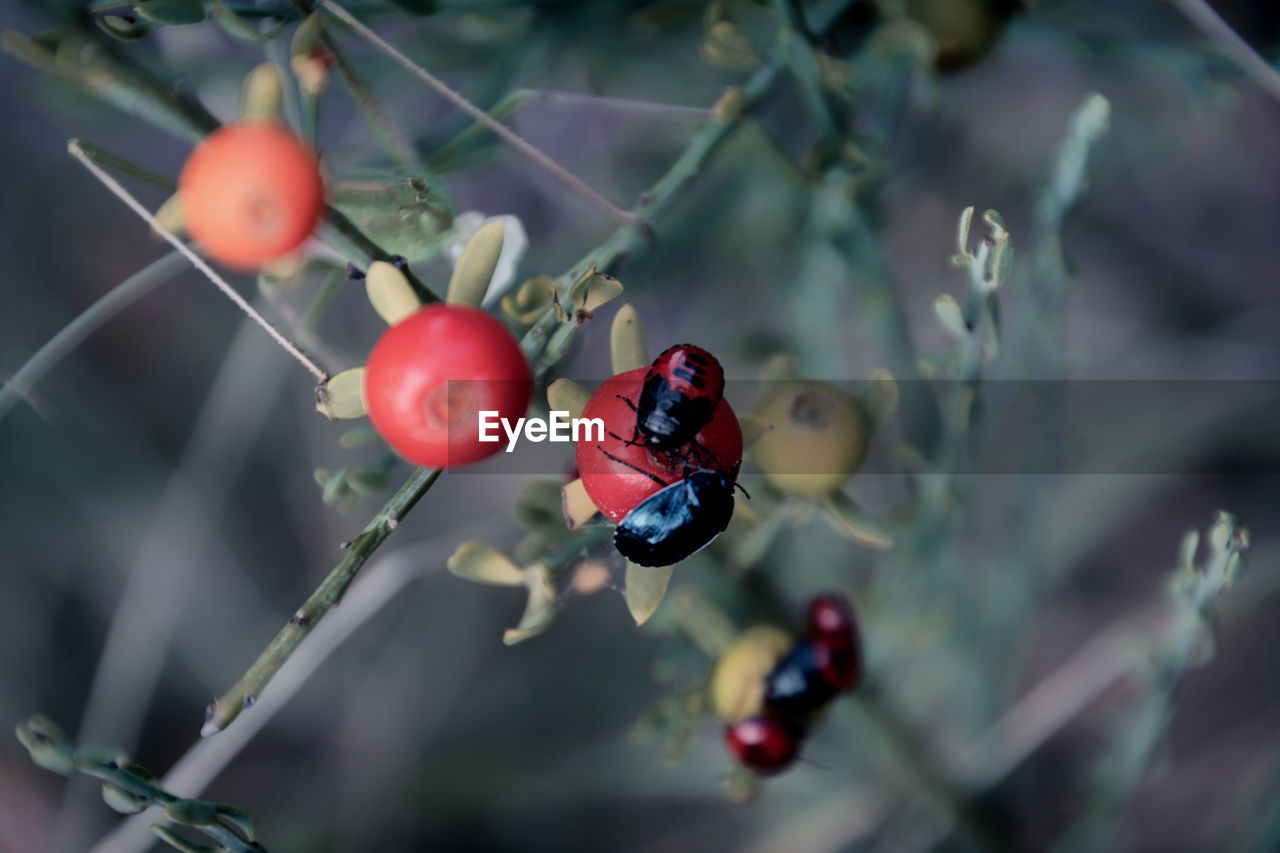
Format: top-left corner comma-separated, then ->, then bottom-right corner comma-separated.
1,1 -> 1279,851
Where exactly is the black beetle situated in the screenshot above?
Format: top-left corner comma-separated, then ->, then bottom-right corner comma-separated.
609,462 -> 740,567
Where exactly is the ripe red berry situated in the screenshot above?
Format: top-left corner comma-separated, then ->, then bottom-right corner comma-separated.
364,304 -> 531,469
724,715 -> 799,774
178,121 -> 325,270
575,368 -> 743,523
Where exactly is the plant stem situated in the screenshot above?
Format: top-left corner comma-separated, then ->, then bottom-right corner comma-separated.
15,718 -> 266,853
1169,0 -> 1280,103
0,252 -> 187,423
204,466 -> 441,734
70,139 -> 178,191
316,0 -> 641,227
69,139 -> 332,384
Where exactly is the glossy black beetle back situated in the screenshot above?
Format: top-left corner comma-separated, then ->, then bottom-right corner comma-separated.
613,469 -> 736,567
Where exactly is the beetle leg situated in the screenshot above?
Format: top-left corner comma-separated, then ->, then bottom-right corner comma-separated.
597,445 -> 666,486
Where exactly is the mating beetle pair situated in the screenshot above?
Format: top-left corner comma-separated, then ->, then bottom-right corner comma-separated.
597,344 -> 741,567
724,596 -> 863,775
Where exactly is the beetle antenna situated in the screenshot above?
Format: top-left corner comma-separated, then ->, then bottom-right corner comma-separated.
734,482 -> 751,500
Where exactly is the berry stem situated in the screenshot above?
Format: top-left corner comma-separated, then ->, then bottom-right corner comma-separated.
68,139 -> 332,383
204,466 -> 441,735
315,0 -> 642,228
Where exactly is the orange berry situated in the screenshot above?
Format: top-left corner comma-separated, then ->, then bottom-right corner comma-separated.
178,121 -> 324,270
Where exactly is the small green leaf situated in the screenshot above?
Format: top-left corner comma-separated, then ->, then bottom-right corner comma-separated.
165,798 -> 219,827
514,479 -> 563,531
365,261 -> 421,326
503,563 -> 556,644
859,368 -> 898,430
213,803 -> 256,841
338,424 -> 381,448
933,293 -> 967,340
332,176 -> 454,263
446,220 -> 504,306
291,11 -> 325,57
95,15 -> 156,41
321,468 -> 350,504
625,562 -> 674,626
956,205 -> 974,256
347,466 -> 388,494
561,478 -> 598,530
821,492 -> 893,549
500,276 -> 557,324
759,352 -> 798,383
135,1 -> 208,25
103,783 -> 147,814
447,541 -> 526,586
152,825 -> 215,853
239,62 -> 282,120
547,378 -> 590,421
14,716 -> 75,775
316,368 -> 367,420
610,303 -> 648,375
566,267 -> 623,317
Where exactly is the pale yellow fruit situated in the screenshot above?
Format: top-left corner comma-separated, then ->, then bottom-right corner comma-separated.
709,626 -> 793,724
751,380 -> 871,497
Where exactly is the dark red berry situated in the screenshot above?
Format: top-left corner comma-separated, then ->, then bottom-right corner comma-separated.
724,715 -> 799,774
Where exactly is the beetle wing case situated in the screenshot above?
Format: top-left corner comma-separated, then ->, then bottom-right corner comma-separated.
613,473 -> 735,567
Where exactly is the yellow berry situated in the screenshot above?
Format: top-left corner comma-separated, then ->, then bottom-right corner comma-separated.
750,380 -> 871,497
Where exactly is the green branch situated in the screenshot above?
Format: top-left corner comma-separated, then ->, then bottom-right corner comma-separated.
16,717 -> 268,853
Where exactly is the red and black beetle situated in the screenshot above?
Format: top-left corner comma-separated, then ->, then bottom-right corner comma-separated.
620,344 -> 726,452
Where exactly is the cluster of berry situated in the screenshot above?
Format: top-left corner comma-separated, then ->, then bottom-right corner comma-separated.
725,596 -> 862,774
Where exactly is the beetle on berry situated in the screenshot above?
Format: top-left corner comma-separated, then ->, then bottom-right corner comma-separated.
619,344 -> 726,453
604,452 -> 743,567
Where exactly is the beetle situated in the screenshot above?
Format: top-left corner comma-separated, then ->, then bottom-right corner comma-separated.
724,714 -> 801,774
618,344 -> 726,452
600,448 -> 742,567
762,641 -> 839,717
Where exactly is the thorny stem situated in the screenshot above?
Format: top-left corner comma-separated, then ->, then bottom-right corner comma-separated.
68,140 -> 332,384
316,0 -> 643,228
205,467 -> 441,734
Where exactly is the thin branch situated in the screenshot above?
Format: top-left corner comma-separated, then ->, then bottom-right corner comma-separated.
1169,0 -> 1280,103
0,252 -> 187,423
204,466 -> 441,734
68,139 -> 330,383
316,0 -> 643,228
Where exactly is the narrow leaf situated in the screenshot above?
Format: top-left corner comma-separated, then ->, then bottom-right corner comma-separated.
610,303 -> 648,375
365,261 -> 421,325
447,541 -> 525,586
152,825 -> 215,853
625,562 -> 674,626
239,62 -> 282,122
503,564 -> 556,644
821,492 -> 893,549
446,220 -> 503,306
316,368 -> 366,420
561,478 -> 599,530
547,378 -> 590,420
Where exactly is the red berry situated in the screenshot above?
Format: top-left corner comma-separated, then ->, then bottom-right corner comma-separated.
364,304 -> 531,469
178,121 -> 324,270
724,715 -> 799,774
575,368 -> 743,523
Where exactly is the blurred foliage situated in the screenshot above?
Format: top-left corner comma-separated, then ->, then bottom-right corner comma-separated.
2,0 -> 1280,851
